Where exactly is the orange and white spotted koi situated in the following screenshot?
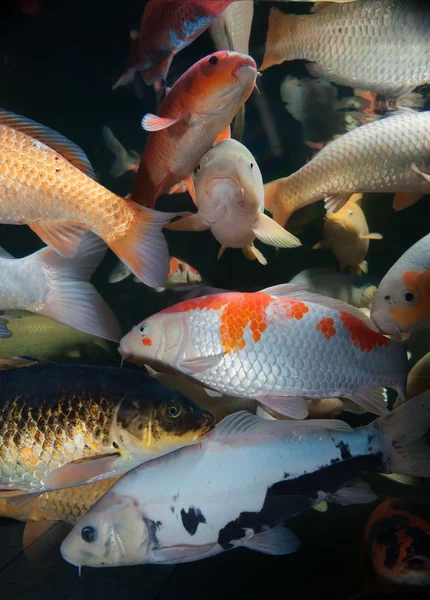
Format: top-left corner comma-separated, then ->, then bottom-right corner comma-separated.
371,233 -> 430,335
119,284 -> 407,419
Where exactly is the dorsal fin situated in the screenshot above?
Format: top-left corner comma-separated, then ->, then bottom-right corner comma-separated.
0,246 -> 14,259
0,109 -> 96,179
0,356 -> 53,371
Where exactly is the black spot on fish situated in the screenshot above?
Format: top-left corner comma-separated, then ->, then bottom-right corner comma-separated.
284,473 -> 290,479
112,441 -> 119,449
367,434 -> 375,453
335,440 -> 352,460
180,507 -> 207,536
147,519 -> 163,549
170,506 -> 175,513
138,423 -> 143,431
173,493 -> 179,501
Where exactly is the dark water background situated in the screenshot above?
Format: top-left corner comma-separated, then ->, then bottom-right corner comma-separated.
0,1 -> 429,598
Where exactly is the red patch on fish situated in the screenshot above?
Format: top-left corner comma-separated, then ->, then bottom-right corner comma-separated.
340,312 -> 390,352
316,317 -> 336,340
390,269 -> 430,328
142,338 -> 152,346
281,298 -> 309,320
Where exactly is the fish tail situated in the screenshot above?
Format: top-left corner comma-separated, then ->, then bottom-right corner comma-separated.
261,9 -> 301,71
102,126 -> 140,178
109,203 -> 174,288
377,391 -> 430,478
36,232 -> 122,342
264,180 -> 292,228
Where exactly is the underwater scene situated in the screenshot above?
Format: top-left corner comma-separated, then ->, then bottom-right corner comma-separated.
0,0 -> 430,598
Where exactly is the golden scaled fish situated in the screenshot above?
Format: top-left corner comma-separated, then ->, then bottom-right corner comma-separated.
0,358 -> 215,499
0,109 -> 174,287
264,110 -> 430,228
262,0 -> 430,102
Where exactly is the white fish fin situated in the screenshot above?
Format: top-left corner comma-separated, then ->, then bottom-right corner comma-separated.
324,193 -> 352,214
260,283 -> 309,297
155,543 -> 215,562
378,473 -> 420,486
341,398 -> 369,414
243,525 -> 300,556
0,109 -> 96,179
0,246 -> 14,258
358,260 -> 368,275
376,391 -> 430,478
258,395 -> 309,419
141,113 -> 182,132
5,491 -> 41,508
45,454 -> 122,490
217,246 -> 227,261
343,387 -> 388,416
144,364 -> 160,377
360,233 -> 383,240
155,286 -> 166,292
102,126 -> 140,177
23,520 -> 71,564
313,501 -> 328,513
252,213 -> 301,248
179,354 -> 224,375
164,214 -> 208,232
411,162 -> 430,182
327,481 -> 377,507
256,405 -> 277,420
29,220 -> 87,257
0,317 -> 13,338
360,285 -> 377,309
109,204 -> 175,288
393,190 -> 424,211
204,388 -> 223,398
242,244 -> 267,265
108,259 -> 132,284
36,233 -> 121,342
0,357 -> 53,371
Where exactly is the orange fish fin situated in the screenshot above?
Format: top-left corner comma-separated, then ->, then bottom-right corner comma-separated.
343,388 -> 388,416
258,395 -> 309,419
44,454 -> 121,490
243,244 -> 267,265
360,233 -> 383,240
23,520 -> 72,564
0,357 -> 51,371
324,193 -> 352,214
168,180 -> 189,195
411,162 -> 430,182
252,213 -> 301,248
142,54 -> 174,87
164,213 -> 208,232
4,492 -> 41,508
392,191 -> 424,211
185,175 -> 197,205
214,125 -> 231,145
141,113 -> 182,132
29,220 -> 87,257
179,354 -> 224,375
217,245 -> 227,260
0,109 -> 96,178
108,203 -> 174,287
312,241 -> 325,250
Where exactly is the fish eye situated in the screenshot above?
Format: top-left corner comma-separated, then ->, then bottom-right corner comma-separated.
384,295 -> 391,300
249,162 -> 254,170
348,210 -> 353,216
167,405 -> 181,418
139,324 -> 147,335
81,526 -> 97,543
208,56 -> 218,65
197,164 -> 200,171
403,291 -> 415,303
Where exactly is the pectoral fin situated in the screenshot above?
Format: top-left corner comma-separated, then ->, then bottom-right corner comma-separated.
164,214 -> 208,232
258,395 -> 309,419
242,244 -> 267,265
214,126 -> 231,145
252,213 -> 301,248
44,454 -> 121,489
243,525 -> 300,556
179,354 -> 224,375
29,220 -> 87,257
359,233 -> 383,240
411,162 -> 430,182
141,113 -> 182,132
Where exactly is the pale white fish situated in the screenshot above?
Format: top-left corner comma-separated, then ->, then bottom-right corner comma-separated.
61,393 -> 430,568
102,126 -> 140,178
0,233 -> 121,341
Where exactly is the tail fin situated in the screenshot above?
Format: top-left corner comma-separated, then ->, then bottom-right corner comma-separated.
102,126 -> 140,178
263,180 -> 291,227
36,232 -> 121,342
377,392 -> 430,478
109,203 -> 174,288
108,259 -> 132,284
261,9 -> 300,71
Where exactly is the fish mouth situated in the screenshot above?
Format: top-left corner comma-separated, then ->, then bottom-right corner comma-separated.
195,418 -> 216,442
233,58 -> 257,80
118,346 -> 132,361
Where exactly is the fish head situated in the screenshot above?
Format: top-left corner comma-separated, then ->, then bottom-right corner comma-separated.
61,492 -> 151,568
370,268 -> 430,334
190,51 -> 257,117
114,390 -> 215,457
197,139 -> 264,217
325,200 -> 366,240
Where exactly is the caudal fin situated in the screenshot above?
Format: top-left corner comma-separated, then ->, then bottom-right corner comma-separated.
109,203 -> 174,288
36,232 -> 121,342
377,391 -> 430,478
102,126 -> 140,178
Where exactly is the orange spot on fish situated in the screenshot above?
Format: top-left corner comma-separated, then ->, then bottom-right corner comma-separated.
142,338 -> 152,346
340,312 -> 390,352
281,298 -> 309,320
169,257 -> 179,274
315,317 -> 337,340
390,269 -> 430,328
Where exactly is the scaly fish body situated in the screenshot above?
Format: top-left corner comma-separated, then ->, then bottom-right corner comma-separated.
131,51 -> 257,209
264,111 -> 430,227
60,395 -> 430,568
262,0 -> 430,98
119,285 -> 407,418
371,233 -> 430,334
0,111 -> 173,287
0,358 -> 215,495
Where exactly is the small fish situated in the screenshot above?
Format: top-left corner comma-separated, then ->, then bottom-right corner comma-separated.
60,393 -> 430,568
371,233 -> 430,335
0,109 -> 173,287
153,257 -> 202,292
0,233 -> 121,342
262,0 -> 430,102
313,195 -> 383,275
264,110 -> 430,227
0,357 -> 215,497
362,498 -> 430,587
130,51 -> 257,209
0,312 -> 113,363
289,268 -> 377,309
405,352 -> 430,401
119,284 -> 407,419
166,138 -> 300,263
102,126 -> 140,178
